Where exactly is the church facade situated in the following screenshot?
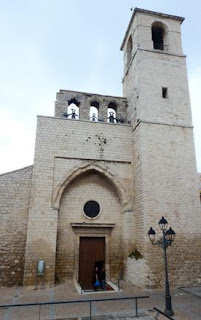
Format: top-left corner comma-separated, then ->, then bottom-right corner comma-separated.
0,8 -> 201,289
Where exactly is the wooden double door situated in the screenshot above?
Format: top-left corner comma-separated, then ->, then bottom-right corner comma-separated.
79,237 -> 105,290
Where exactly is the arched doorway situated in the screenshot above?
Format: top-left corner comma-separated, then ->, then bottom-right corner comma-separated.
55,169 -> 122,287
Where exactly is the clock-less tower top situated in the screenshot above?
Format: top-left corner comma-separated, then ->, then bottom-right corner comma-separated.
121,8 -> 192,129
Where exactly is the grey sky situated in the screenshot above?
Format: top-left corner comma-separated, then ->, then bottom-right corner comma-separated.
0,0 -> 200,173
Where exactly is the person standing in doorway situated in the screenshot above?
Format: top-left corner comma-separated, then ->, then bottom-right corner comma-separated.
93,265 -> 100,291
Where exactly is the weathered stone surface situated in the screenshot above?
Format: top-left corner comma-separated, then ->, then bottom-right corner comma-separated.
0,166 -> 32,286
122,8 -> 201,288
0,8 -> 201,289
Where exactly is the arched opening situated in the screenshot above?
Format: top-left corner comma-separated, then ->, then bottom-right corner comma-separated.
152,23 -> 165,50
107,102 -> 117,123
67,98 -> 80,119
90,101 -> 99,121
55,169 -> 122,287
126,35 -> 132,67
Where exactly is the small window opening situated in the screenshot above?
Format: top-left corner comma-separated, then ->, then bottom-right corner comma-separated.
152,24 -> 164,50
162,87 -> 168,99
67,98 -> 80,119
107,102 -> 117,123
90,101 -> 99,121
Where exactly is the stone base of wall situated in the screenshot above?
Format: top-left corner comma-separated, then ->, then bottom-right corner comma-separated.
126,257 -> 150,288
0,166 -> 32,286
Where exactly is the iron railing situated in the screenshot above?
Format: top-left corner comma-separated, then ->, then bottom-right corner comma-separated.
105,274 -> 121,291
0,295 -> 149,319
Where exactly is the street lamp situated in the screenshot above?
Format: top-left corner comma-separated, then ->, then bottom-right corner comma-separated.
148,216 -> 176,317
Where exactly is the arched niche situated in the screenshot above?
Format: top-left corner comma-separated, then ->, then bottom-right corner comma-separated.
126,35 -> 133,67
55,167 -> 124,284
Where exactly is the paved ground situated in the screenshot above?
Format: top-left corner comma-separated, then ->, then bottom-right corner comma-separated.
0,281 -> 201,320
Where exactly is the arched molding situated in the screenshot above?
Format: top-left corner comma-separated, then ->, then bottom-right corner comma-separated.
52,162 -> 131,212
126,35 -> 133,66
89,100 -> 101,109
108,101 -> 118,111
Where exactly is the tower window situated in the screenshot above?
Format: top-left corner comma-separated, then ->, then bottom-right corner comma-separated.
152,23 -> 165,50
162,87 -> 168,99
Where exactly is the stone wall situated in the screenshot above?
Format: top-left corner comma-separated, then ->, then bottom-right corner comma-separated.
128,122 -> 201,288
0,166 -> 32,286
126,257 -> 149,288
24,116 -> 133,285
122,8 -> 201,288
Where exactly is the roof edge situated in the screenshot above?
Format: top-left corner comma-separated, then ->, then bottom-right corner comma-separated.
0,165 -> 33,177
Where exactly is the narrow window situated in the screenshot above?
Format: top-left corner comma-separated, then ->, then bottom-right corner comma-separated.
107,102 -> 117,123
90,101 -> 99,121
162,87 -> 168,99
126,35 -> 132,67
152,23 -> 164,50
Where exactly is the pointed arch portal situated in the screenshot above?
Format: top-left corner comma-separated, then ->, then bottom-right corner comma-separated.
53,162 -> 131,287
53,162 -> 130,212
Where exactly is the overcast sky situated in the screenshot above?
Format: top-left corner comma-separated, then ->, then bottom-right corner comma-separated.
0,0 -> 201,174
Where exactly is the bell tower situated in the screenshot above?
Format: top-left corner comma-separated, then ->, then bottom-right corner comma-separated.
121,8 -> 201,287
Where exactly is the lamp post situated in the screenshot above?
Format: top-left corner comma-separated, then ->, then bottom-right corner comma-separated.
148,217 -> 176,317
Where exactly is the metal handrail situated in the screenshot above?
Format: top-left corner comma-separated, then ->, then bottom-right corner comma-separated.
0,295 -> 149,319
105,274 -> 121,290
153,307 -> 174,320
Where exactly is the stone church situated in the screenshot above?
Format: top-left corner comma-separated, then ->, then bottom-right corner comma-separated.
0,8 -> 201,289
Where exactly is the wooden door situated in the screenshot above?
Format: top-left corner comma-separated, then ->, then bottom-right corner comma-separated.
79,237 -> 105,290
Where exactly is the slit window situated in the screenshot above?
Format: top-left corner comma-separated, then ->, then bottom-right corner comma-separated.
162,87 -> 168,99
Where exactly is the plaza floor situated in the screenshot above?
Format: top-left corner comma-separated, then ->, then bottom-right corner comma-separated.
0,281 -> 201,320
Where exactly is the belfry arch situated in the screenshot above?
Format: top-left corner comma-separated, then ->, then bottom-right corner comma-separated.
152,21 -> 168,51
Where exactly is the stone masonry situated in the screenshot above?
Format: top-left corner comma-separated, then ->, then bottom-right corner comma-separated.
121,8 -> 201,288
0,166 -> 32,286
0,8 -> 200,289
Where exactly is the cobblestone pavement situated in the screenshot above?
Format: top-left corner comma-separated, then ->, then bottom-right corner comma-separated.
0,282 -> 201,320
